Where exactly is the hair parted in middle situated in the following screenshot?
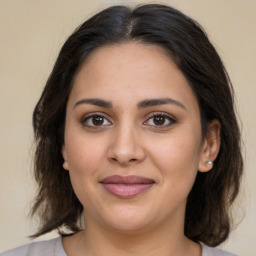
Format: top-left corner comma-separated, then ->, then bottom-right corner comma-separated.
32,4 -> 243,247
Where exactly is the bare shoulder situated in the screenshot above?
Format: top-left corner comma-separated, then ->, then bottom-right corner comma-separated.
0,237 -> 66,256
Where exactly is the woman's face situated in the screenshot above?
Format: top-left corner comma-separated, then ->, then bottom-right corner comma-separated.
62,42 -> 216,233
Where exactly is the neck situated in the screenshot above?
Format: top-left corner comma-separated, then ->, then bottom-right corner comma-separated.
82,228 -> 191,256
63,212 -> 201,256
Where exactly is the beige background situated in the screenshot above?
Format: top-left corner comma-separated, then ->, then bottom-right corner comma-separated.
0,0 -> 255,255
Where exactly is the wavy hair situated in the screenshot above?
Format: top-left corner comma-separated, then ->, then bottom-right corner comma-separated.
31,4 -> 243,246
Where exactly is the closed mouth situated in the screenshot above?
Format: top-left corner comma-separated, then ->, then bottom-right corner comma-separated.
100,175 -> 155,198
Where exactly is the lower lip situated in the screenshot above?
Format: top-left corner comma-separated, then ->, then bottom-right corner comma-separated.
101,183 -> 154,199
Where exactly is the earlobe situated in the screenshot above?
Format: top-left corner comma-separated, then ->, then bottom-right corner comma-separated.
61,145 -> 69,171
198,119 -> 221,173
63,160 -> 69,171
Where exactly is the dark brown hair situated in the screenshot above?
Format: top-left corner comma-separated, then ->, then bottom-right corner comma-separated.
31,4 -> 243,246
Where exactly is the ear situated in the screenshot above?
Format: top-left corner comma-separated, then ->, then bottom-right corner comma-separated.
198,119 -> 221,173
61,145 -> 69,171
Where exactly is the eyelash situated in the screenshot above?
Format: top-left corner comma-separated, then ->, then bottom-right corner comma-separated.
81,112 -> 112,129
81,112 -> 176,129
143,112 -> 176,128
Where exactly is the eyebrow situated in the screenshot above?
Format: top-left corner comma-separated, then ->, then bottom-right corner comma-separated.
137,98 -> 186,110
73,98 -> 113,109
73,97 -> 186,110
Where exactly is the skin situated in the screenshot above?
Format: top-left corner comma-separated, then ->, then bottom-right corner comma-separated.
61,42 -> 220,256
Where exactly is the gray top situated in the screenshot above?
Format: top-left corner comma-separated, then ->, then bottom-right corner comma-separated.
0,237 -> 238,256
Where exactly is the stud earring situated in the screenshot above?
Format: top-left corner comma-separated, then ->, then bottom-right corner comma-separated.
206,160 -> 213,165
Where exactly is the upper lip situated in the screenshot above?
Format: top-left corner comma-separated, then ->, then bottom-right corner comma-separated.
100,175 -> 154,184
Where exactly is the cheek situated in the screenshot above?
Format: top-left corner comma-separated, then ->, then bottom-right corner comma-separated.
149,130 -> 202,193
65,129 -> 108,170
64,135 -> 107,196
152,134 -> 201,169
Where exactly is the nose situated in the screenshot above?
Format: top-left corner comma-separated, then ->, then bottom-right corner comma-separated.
107,124 -> 146,166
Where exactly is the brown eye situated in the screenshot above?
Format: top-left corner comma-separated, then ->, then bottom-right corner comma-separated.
153,115 -> 165,125
144,113 -> 176,128
82,114 -> 111,128
92,116 -> 104,126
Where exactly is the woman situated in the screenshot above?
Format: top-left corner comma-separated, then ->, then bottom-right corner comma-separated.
1,4 -> 243,256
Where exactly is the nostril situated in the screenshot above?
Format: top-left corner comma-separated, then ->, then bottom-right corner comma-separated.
110,157 -> 138,165
111,157 -> 118,162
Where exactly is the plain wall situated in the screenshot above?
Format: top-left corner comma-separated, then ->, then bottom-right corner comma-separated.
0,0 -> 255,255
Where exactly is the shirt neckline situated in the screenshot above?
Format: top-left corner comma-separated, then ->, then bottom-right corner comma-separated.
57,236 -> 210,256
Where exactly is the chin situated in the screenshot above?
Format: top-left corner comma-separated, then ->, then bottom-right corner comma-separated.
106,219 -> 152,234
100,205 -> 155,233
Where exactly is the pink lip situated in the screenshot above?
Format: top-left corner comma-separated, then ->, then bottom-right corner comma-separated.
100,175 -> 154,199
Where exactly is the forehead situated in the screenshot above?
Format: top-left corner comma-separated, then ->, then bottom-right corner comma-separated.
69,42 -> 198,110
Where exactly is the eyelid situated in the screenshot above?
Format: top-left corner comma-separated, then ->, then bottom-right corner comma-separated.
79,111 -> 176,129
80,112 -> 112,128
143,111 -> 177,128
